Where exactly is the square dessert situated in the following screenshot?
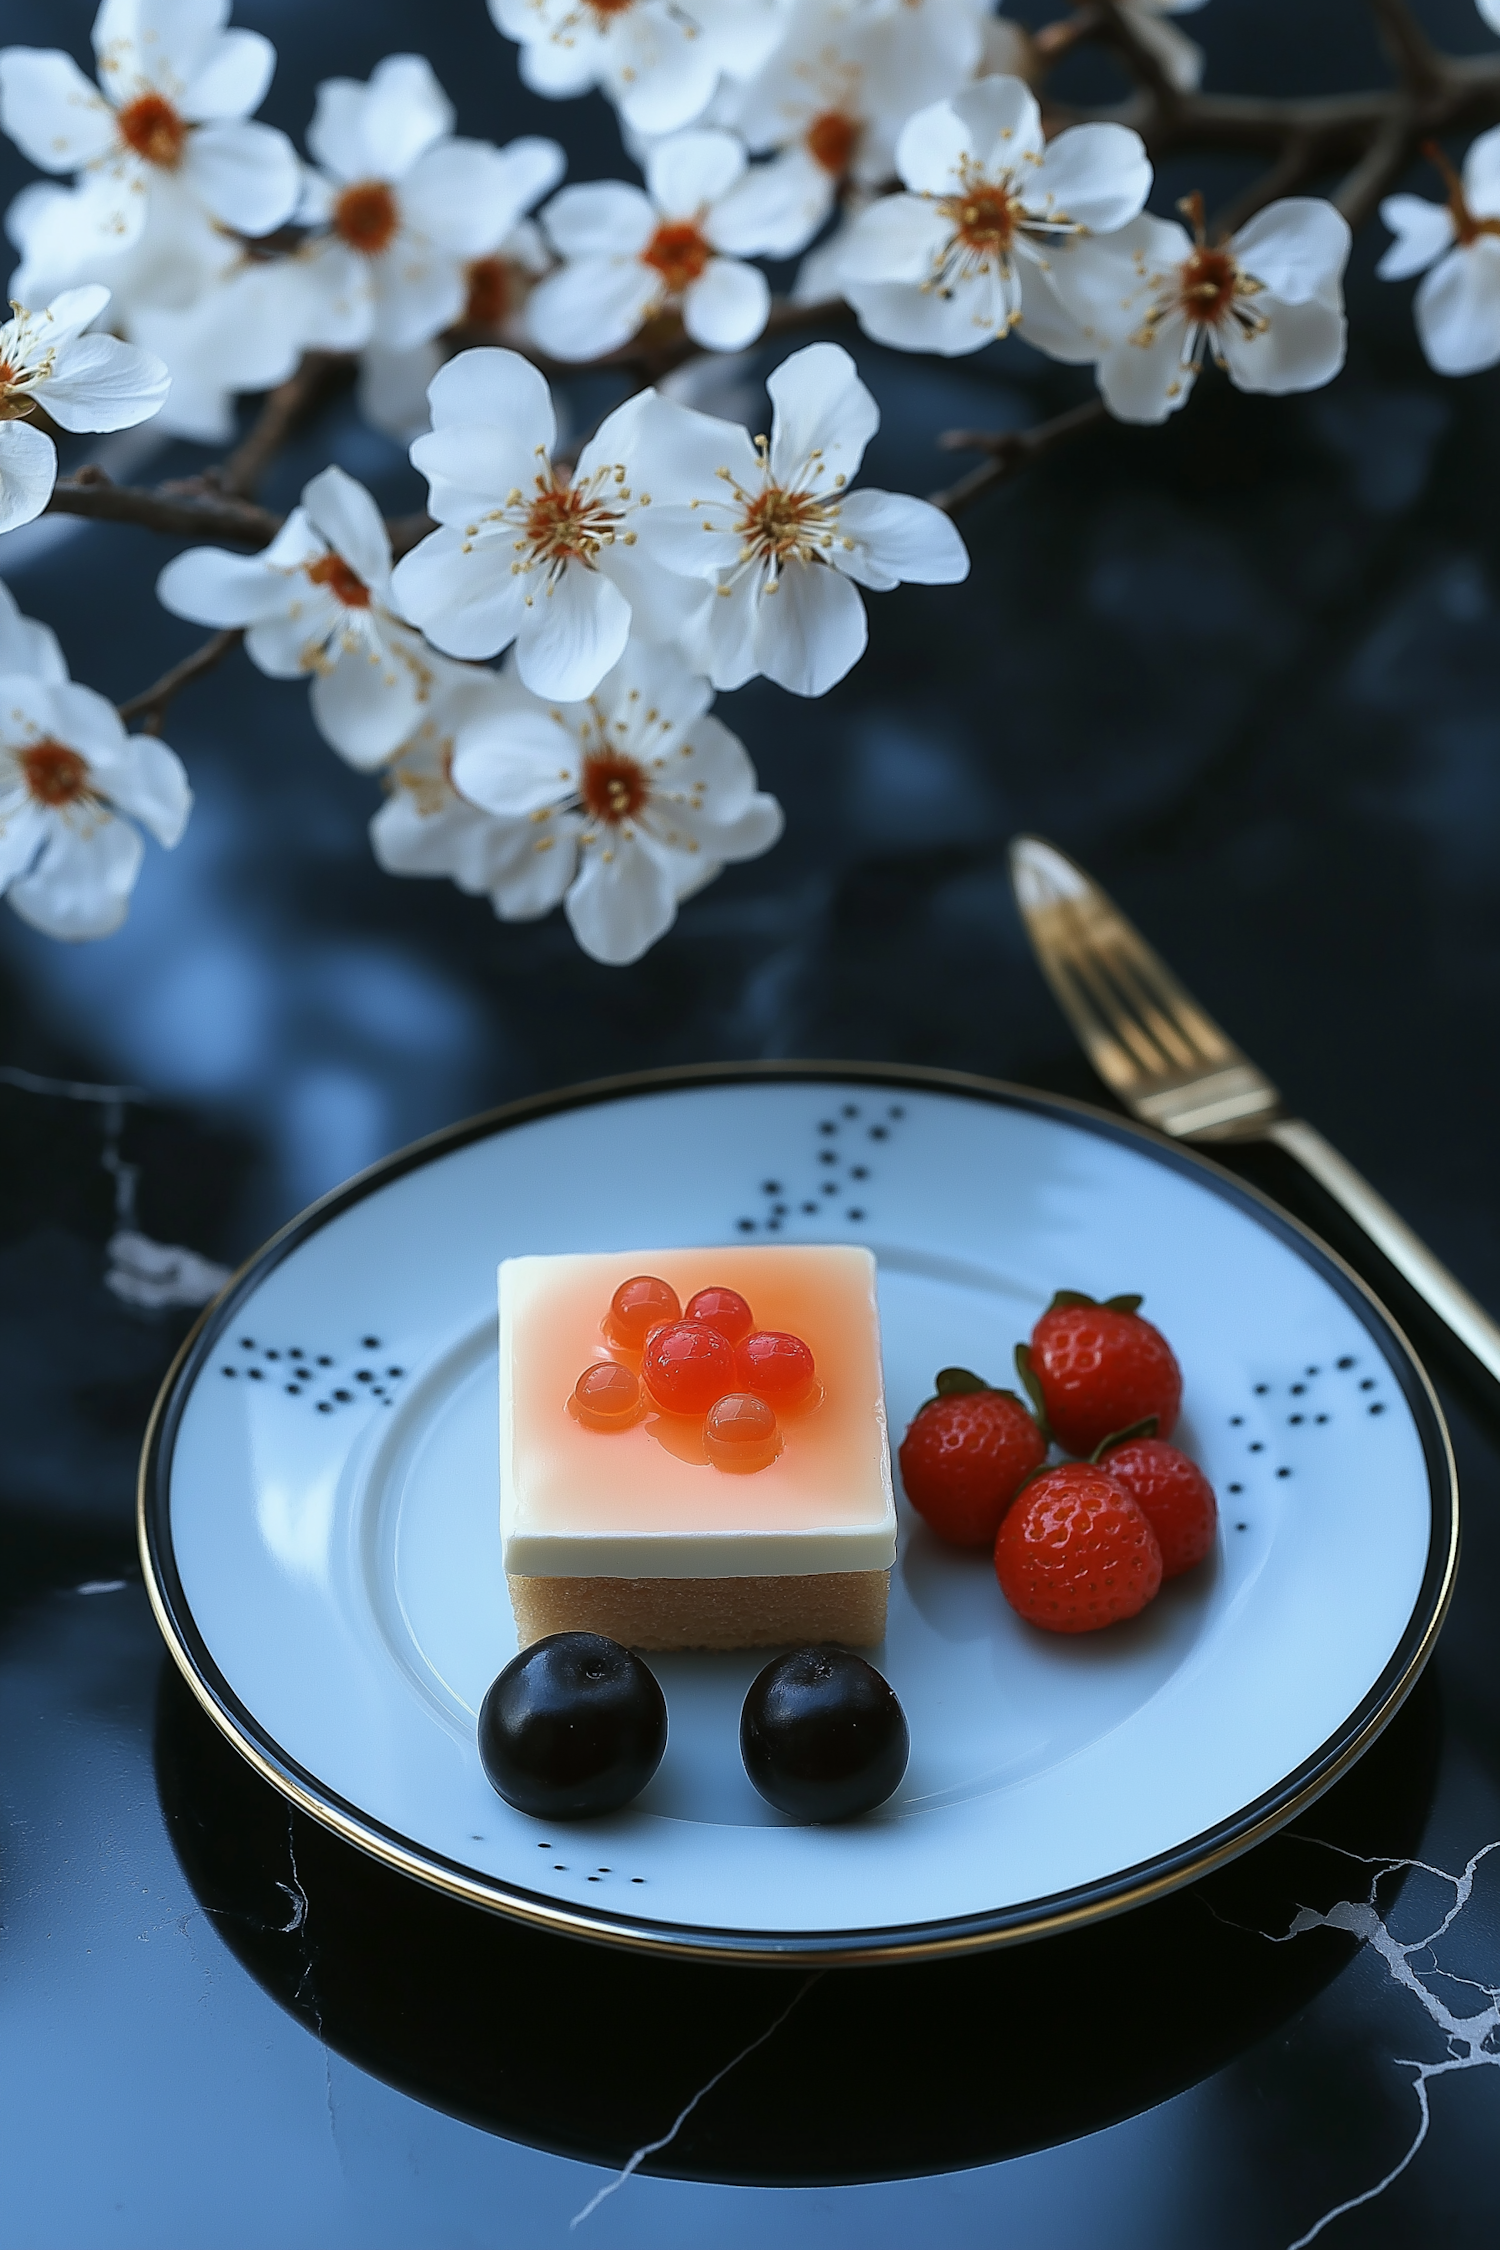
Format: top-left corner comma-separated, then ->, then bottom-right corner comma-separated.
499,1244 -> 896,1650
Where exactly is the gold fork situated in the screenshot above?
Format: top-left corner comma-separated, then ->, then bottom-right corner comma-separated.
1009,833 -> 1500,1386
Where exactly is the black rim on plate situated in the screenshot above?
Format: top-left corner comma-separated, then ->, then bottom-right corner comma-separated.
138,1062 -> 1460,1965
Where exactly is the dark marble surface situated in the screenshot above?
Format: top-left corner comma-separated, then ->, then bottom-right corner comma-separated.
3,1 -> 1500,2242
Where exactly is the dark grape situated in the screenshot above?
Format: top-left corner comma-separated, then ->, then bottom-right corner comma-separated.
740,1647 -> 908,1822
478,1633 -> 666,1819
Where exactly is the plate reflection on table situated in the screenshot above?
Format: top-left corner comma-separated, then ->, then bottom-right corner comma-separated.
155,1661 -> 1440,2186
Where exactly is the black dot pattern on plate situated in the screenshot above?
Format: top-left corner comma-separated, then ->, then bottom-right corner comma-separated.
532,1840 -> 645,1885
734,1098 -> 906,1237
1223,1355 -> 1389,1509
219,1335 -> 412,1416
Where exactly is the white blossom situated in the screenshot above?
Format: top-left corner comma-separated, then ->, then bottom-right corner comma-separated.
1378,131 -> 1500,376
390,347 -> 697,700
718,0 -> 988,260
0,284 -> 168,533
359,217 -> 554,444
157,466 -> 438,770
487,0 -> 783,138
371,663 -> 576,921
630,341 -> 970,697
840,76 -> 1152,357
1479,0 -> 1500,28
0,576 -> 190,940
1050,193 -> 1351,423
447,638 -> 783,965
125,250 -> 309,444
527,130 -> 771,361
292,55 -> 564,360
0,0 -> 300,285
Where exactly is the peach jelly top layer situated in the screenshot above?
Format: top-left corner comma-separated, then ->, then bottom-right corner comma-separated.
499,1245 -> 896,1580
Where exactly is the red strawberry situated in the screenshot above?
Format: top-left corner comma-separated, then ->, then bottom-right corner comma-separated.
1018,1291 -> 1182,1457
1096,1436 -> 1216,1580
995,1461 -> 1162,1634
898,1370 -> 1047,1549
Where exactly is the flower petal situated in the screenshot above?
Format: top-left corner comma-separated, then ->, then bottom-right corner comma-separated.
98,732 -> 192,847
0,420 -> 56,535
1232,198 -> 1351,307
1464,122 -> 1500,218
7,813 -> 143,941
0,579 -> 66,682
426,344 -> 555,448
1376,194 -> 1455,281
156,540 -> 296,628
646,128 -> 746,218
0,797 -> 47,889
615,389 -> 760,503
180,118 -> 301,236
310,638 -> 425,769
846,275 -> 996,356
767,340 -> 878,486
565,833 -> 678,964
390,525 -> 532,659
514,563 -> 631,700
1015,257 -> 1098,363
362,53 -> 455,179
605,24 -> 717,139
1413,241 -> 1500,375
683,256 -> 769,351
1219,291 -> 1346,394
179,26 -> 274,121
1096,316 -> 1196,422
293,237 -> 375,353
540,180 -> 656,260
452,706 -> 575,816
526,256 -> 661,360
370,228 -> 465,351
753,559 -> 867,696
490,819 -> 578,919
401,138 -> 544,259
708,147 -> 832,260
0,48 -> 117,173
841,194 -> 951,286
1032,122 -> 1151,234
37,331 -> 170,432
831,488 -> 969,590
299,464 -> 392,596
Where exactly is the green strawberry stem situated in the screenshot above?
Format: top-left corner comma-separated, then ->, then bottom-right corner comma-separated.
1089,1415 -> 1161,1464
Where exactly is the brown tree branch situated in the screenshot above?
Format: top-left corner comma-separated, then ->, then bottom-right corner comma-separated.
116,629 -> 244,734
217,351 -> 354,498
48,468 -> 282,546
929,397 -> 1110,515
1366,0 -> 1444,103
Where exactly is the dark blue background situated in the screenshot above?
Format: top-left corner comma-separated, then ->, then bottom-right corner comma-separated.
2,4 -> 1499,2243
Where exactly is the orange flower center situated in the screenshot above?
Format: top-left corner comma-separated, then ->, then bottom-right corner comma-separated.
117,93 -> 187,168
463,256 -> 511,327
20,740 -> 89,807
1176,245 -> 1241,325
641,222 -> 710,295
940,183 -> 1024,258
806,110 -> 858,180
580,752 -> 649,825
335,181 -> 400,255
522,476 -> 619,567
307,552 -> 371,607
588,0 -> 638,17
740,483 -> 825,563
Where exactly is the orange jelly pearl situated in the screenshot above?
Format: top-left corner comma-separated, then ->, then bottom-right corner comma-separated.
609,1274 -> 681,1347
736,1330 -> 816,1409
685,1285 -> 754,1347
640,1320 -> 737,1415
572,1361 -> 641,1430
704,1392 -> 779,1472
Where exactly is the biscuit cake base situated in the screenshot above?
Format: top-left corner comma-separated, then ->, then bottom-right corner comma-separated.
508,1567 -> 889,1652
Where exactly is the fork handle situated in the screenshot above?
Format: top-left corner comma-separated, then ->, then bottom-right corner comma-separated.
1268,1116 -> 1500,1385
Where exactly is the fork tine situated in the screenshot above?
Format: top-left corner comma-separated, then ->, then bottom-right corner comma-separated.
1096,927 -> 1234,1070
1055,918 -> 1180,1080
1042,946 -> 1150,1096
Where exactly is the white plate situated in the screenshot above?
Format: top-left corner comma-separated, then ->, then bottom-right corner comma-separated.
140,1066 -> 1457,1963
